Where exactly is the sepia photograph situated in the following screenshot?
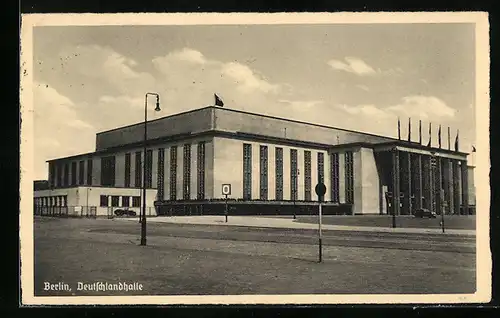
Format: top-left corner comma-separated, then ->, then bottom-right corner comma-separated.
19,12 -> 490,305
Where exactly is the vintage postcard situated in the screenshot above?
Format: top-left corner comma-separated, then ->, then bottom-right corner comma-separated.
20,12 -> 490,305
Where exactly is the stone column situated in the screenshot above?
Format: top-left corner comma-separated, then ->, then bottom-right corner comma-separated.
453,160 -> 461,215
414,154 -> 423,210
461,160 -> 469,215
406,152 -> 412,215
392,149 -> 400,216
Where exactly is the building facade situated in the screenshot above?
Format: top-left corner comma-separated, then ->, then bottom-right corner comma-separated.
34,106 -> 475,217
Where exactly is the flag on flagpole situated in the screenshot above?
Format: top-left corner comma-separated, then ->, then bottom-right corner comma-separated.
408,118 -> 411,142
426,122 -> 432,147
472,145 -> 476,152
438,124 -> 442,148
397,117 -> 401,140
214,93 -> 224,107
419,120 -> 422,144
448,127 -> 451,150
454,129 -> 459,151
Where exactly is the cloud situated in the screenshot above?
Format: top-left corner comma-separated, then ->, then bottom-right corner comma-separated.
386,96 -> 456,119
222,62 -> 280,94
328,57 -> 377,76
278,99 -> 324,109
356,84 -> 370,91
33,82 -> 95,179
337,104 -> 390,118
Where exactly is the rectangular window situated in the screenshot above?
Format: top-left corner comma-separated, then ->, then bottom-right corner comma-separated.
132,196 -> 141,207
71,162 -> 77,186
100,195 -> 108,207
63,163 -> 69,187
145,149 -> 153,189
260,145 -> 268,200
318,152 -> 325,184
135,152 -> 142,188
122,196 -> 130,207
304,151 -> 312,201
275,147 -> 283,200
100,156 -> 116,187
86,159 -> 93,186
183,144 -> 191,200
290,149 -> 298,201
78,160 -> 85,185
111,196 -> 119,207
157,148 -> 165,200
330,153 -> 340,203
49,163 -> 56,188
197,142 -> 206,200
345,151 -> 354,204
170,146 -> 177,200
56,164 -> 62,187
124,153 -> 131,188
243,143 -> 252,200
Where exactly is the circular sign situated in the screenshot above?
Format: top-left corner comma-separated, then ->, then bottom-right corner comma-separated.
222,184 -> 231,195
315,183 -> 326,196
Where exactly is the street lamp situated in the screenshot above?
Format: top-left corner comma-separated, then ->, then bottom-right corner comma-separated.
293,168 -> 300,219
141,92 -> 161,246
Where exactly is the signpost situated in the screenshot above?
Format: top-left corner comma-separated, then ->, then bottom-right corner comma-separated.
222,184 -> 231,223
315,182 -> 326,263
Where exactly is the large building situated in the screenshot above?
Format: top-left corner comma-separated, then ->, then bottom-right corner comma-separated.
34,106 -> 475,217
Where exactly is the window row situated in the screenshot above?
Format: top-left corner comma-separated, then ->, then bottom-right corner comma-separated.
242,144 -> 330,202
99,195 -> 141,207
34,196 -> 68,207
49,159 -> 93,188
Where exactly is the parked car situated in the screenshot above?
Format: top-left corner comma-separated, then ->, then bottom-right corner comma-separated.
114,209 -> 137,217
414,208 -> 437,218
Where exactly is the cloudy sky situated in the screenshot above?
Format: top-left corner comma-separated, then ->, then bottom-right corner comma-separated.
32,23 -> 476,180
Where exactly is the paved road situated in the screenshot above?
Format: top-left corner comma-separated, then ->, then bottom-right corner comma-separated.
33,217 -> 476,296
94,220 -> 475,254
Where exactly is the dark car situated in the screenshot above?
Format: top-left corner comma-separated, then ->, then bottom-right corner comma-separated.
114,209 -> 137,217
414,208 -> 437,218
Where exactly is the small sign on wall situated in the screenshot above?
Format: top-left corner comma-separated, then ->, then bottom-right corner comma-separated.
222,184 -> 231,196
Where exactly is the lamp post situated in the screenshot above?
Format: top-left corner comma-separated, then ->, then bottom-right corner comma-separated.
141,92 -> 161,246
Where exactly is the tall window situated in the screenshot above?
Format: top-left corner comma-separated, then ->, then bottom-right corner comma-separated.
111,196 -> 119,207
197,142 -> 206,200
122,196 -> 130,207
260,145 -> 268,200
100,195 -> 108,207
275,147 -> 283,200
101,156 -> 116,187
318,152 -> 325,184
63,163 -> 69,186
49,163 -> 55,188
56,164 -> 61,188
170,146 -> 177,200
304,151 -> 312,201
86,159 -> 93,186
135,152 -> 142,188
124,153 -> 131,188
290,149 -> 298,201
71,162 -> 77,186
145,149 -> 153,189
157,148 -> 165,200
78,160 -> 85,185
345,151 -> 354,204
243,143 -> 252,200
183,144 -> 191,200
132,196 -> 141,207
330,153 -> 340,203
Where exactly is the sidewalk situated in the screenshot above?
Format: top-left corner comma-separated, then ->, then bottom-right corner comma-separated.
116,216 -> 476,236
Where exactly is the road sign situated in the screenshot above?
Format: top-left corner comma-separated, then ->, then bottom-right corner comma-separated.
315,183 -> 326,196
222,184 -> 231,196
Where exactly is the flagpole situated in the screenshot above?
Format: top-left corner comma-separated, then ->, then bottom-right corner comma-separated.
408,117 -> 411,142
448,127 -> 451,150
419,120 -> 422,144
398,117 -> 401,140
